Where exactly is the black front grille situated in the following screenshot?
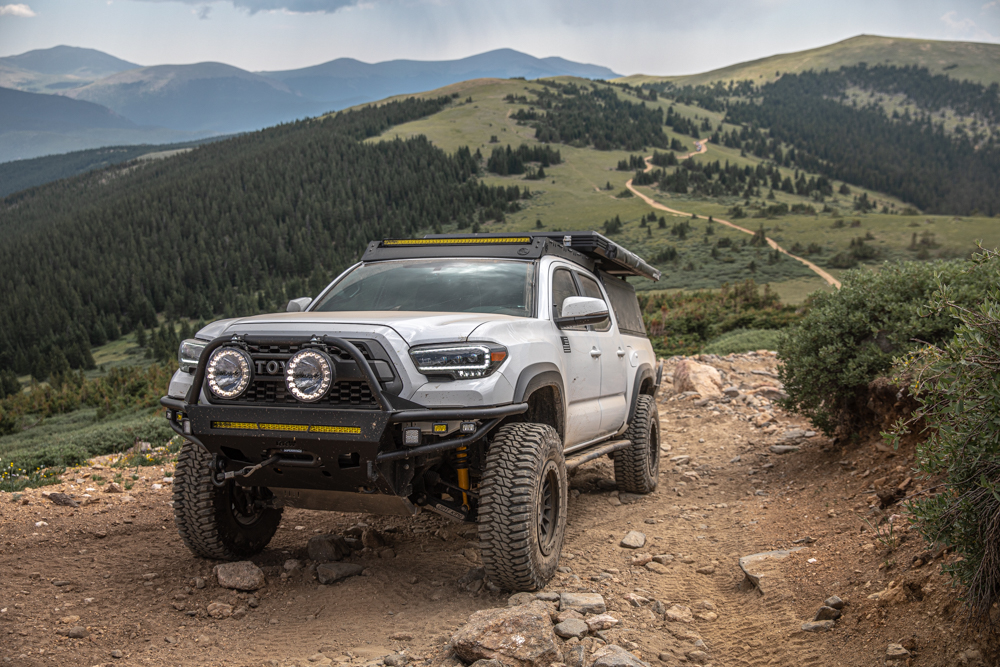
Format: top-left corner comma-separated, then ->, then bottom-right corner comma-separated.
240,380 -> 375,407
208,340 -> 380,408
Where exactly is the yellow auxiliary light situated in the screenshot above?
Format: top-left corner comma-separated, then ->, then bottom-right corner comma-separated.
210,421 -> 361,435
382,237 -> 531,246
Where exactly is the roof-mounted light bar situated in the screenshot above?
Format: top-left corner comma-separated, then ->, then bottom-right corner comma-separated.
381,237 -> 531,247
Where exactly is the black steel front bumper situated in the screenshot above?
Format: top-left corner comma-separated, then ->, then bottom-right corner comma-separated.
160,333 -> 527,497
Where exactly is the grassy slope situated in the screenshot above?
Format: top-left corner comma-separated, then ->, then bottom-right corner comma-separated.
366,77 -> 999,302
618,35 -> 1000,87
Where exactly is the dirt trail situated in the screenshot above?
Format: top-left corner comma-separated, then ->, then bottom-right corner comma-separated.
626,147 -> 841,289
0,354 -> 986,667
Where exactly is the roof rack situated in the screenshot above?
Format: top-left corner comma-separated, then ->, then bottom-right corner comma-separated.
364,233 -> 660,282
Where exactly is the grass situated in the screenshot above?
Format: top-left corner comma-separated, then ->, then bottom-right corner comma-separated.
0,407 -> 173,477
368,76 -> 1000,297
703,328 -> 785,355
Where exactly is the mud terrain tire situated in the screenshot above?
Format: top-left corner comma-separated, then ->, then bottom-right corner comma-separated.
173,441 -> 282,560
479,422 -> 567,591
615,394 -> 660,494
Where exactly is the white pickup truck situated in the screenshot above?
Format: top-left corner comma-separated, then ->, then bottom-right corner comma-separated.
162,232 -> 663,591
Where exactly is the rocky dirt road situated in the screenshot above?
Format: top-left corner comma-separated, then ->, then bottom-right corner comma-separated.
0,353 -> 990,667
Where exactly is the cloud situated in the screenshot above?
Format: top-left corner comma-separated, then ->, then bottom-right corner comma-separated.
0,3 -> 36,16
941,9 -> 998,41
132,0 -> 368,14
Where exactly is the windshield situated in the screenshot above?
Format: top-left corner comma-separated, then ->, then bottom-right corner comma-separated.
312,259 -> 535,317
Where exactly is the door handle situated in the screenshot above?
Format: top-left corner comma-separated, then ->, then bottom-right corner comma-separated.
616,348 -> 626,358
590,348 -> 602,358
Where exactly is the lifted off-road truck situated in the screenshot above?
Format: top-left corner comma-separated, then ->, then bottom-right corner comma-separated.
161,232 -> 663,591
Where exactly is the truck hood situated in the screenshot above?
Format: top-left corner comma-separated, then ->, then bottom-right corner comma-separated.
207,311 -> 521,347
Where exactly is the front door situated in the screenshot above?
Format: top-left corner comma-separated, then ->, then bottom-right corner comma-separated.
576,273 -> 628,435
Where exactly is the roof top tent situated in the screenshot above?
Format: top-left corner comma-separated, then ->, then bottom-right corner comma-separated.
361,232 -> 661,282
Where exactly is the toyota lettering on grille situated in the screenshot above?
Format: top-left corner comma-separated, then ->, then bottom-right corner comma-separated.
256,360 -> 286,375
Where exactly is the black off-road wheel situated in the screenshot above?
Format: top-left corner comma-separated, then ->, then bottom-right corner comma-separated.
614,394 -> 660,494
479,423 -> 567,591
172,441 -> 282,560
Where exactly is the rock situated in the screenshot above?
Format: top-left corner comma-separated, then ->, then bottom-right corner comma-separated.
193,577 -> 206,589
625,593 -> 649,607
283,559 -> 301,572
645,561 -> 669,574
450,601 -> 561,667
384,655 -> 410,666
214,561 -> 265,591
362,528 -> 386,549
556,610 -> 584,623
207,602 -> 233,619
590,644 -> 650,667
738,548 -> 806,593
769,445 -> 800,454
665,605 -> 694,623
813,606 -> 841,621
559,593 -> 606,615
307,534 -> 351,562
695,565 -> 715,575
104,482 -> 123,493
618,493 -> 643,505
669,455 -> 691,465
316,562 -> 364,584
800,620 -> 834,632
722,386 -> 741,398
110,649 -> 123,658
554,618 -> 589,639
673,360 -> 723,399
60,615 -> 80,624
823,595 -> 845,609
535,592 -> 561,602
508,592 -> 537,607
694,612 -> 718,622
67,626 -> 88,639
380,548 -> 397,559
564,645 -> 587,667
619,531 -> 646,549
585,614 -> 620,632
885,644 -> 910,661
652,554 -> 673,564
792,537 -> 815,544
43,492 -> 79,507
389,632 -> 414,641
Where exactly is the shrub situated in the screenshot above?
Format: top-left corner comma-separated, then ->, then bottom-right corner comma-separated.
639,279 -> 801,357
703,328 -> 784,355
778,260 -> 993,436
888,248 -> 1000,626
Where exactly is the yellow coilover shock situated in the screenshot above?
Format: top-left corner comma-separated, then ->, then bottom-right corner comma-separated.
455,445 -> 470,509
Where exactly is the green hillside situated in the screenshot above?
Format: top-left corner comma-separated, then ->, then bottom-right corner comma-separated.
619,35 -> 1000,87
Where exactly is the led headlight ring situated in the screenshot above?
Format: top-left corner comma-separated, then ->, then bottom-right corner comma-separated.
206,348 -> 254,399
285,349 -> 335,402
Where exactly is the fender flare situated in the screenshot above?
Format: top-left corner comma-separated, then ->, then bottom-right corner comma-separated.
626,363 -> 655,426
512,362 -> 565,404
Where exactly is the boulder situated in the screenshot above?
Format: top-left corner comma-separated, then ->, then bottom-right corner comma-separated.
801,620 -> 835,632
619,531 -> 646,549
214,561 -> 265,591
824,596 -> 845,610
307,534 -> 351,562
664,604 -> 694,623
672,360 -> 723,399
885,644 -> 910,661
585,614 -> 620,632
813,606 -> 841,621
316,562 -> 363,584
449,601 -> 561,667
590,644 -> 650,667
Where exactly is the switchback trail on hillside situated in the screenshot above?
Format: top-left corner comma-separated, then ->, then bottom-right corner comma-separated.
626,145 -> 841,289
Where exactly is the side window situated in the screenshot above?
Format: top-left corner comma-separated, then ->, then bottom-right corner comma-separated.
576,274 -> 612,332
551,268 -> 579,319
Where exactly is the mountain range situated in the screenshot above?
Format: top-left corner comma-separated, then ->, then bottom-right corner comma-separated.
0,46 -> 619,163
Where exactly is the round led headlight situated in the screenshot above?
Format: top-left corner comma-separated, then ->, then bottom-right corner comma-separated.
206,348 -> 253,399
285,349 -> 334,403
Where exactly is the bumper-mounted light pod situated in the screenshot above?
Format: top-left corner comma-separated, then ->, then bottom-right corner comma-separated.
285,349 -> 335,402
206,347 -> 254,399
409,343 -> 508,380
403,427 -> 421,447
460,421 -> 478,434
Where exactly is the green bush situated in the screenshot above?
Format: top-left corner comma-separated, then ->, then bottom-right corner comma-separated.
703,328 -> 784,355
639,279 -> 802,357
778,260 -> 992,435
889,248 -> 1000,626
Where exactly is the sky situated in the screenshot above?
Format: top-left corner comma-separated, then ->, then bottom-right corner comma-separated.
0,0 -> 998,75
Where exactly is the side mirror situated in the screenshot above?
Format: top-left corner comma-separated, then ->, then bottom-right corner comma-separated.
286,297 -> 312,313
555,296 -> 609,329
